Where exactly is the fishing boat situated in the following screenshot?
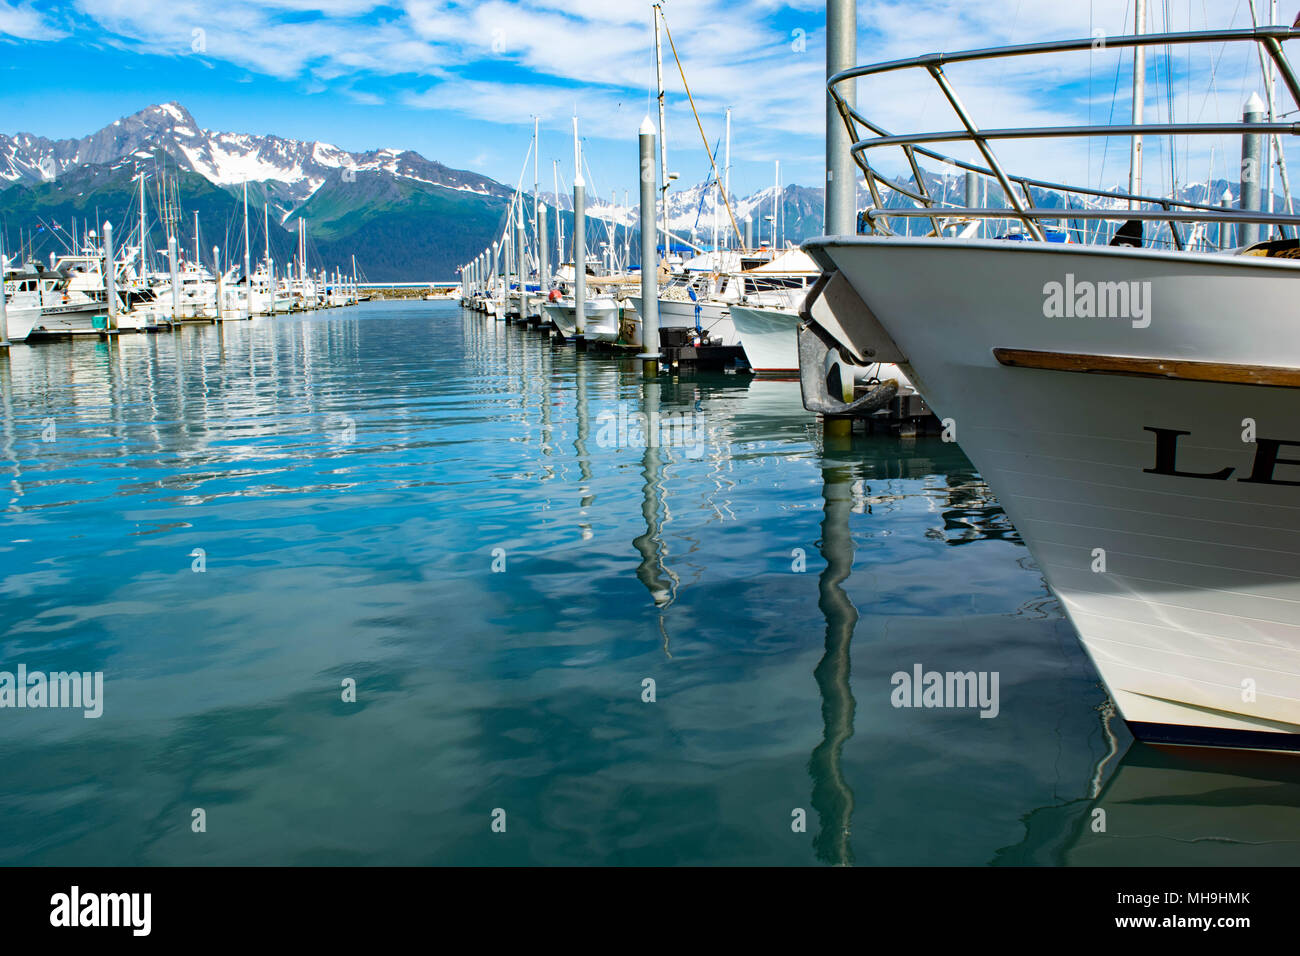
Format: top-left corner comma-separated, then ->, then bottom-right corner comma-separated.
30,252 -> 112,333
801,24 -> 1300,751
1,268 -> 45,342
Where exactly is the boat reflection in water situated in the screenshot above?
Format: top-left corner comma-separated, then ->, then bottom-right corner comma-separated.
997,742 -> 1300,866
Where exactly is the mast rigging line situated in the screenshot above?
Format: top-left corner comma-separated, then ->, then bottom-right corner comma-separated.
656,5 -> 743,247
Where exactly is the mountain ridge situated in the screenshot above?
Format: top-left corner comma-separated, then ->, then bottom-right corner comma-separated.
0,102 -> 821,278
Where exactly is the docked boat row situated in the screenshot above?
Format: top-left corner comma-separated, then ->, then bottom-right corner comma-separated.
455,109 -> 919,407
1,179 -> 365,344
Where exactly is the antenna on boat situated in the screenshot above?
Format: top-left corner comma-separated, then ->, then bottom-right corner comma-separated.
572,113 -> 582,190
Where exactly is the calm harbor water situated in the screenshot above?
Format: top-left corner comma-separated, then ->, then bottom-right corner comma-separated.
1,299 -> 1297,866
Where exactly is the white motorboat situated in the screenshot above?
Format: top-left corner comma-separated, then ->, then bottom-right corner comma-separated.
1,270 -> 44,342
541,294 -> 622,342
728,305 -> 800,372
801,25 -> 1300,752
29,254 -> 110,333
629,249 -> 820,355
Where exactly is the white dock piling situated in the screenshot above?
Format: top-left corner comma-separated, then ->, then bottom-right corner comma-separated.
242,182 -> 252,319
103,221 -> 118,331
1241,92 -> 1265,249
964,171 -> 981,238
826,0 -> 857,235
505,231 -> 515,319
213,246 -> 223,323
515,204 -> 527,321
168,235 -> 181,320
574,173 -> 587,348
493,240 -> 503,317
0,240 -> 10,349
638,117 -> 660,377
538,200 -> 550,307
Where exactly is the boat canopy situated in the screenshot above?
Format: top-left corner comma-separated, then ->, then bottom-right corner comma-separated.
745,248 -> 818,274
680,251 -> 742,272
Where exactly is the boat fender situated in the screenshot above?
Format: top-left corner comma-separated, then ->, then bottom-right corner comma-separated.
548,289 -> 561,302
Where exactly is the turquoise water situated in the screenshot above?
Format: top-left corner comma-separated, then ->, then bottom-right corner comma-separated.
1,299 -> 1297,866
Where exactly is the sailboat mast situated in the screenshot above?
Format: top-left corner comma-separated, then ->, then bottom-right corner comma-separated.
572,115 -> 580,187
242,182 -> 251,281
193,211 -> 200,267
773,161 -> 779,247
654,3 -> 669,262
1128,0 -> 1146,206
724,108 -> 731,252
553,159 -> 564,263
533,117 -> 540,273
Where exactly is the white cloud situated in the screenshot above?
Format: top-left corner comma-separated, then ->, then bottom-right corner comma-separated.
45,0 -> 1300,196
0,0 -> 66,40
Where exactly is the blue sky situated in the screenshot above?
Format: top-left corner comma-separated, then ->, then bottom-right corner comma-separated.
0,0 -> 1289,197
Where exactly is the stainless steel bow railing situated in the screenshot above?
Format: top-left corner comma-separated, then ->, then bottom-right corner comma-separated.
828,27 -> 1300,248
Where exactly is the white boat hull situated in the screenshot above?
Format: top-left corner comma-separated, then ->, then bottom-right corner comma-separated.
30,301 -> 105,334
3,305 -> 40,342
813,236 -> 1300,750
627,296 -> 740,346
541,299 -> 621,342
729,305 -> 799,372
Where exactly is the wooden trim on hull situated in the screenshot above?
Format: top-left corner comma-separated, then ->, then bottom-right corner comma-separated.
993,347 -> 1300,389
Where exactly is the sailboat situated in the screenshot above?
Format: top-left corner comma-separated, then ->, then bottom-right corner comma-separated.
800,21 -> 1300,751
540,114 -> 627,342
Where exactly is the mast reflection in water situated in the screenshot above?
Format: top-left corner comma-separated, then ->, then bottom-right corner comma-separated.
810,444 -> 858,866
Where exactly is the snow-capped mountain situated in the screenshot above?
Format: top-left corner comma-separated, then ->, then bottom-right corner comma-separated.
0,100 -> 829,250
0,102 -> 512,207
0,101 -> 851,279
